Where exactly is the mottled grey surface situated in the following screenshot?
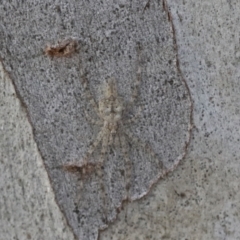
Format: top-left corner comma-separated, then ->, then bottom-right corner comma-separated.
2,0 -> 239,240
0,63 -> 75,240
101,0 -> 240,239
0,1 -> 192,240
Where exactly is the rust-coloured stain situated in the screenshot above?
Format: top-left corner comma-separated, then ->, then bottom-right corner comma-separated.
45,38 -> 77,58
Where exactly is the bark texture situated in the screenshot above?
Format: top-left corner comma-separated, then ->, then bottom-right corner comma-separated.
1,0 -> 240,240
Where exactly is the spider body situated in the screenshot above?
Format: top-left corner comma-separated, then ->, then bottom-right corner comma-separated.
63,78 -> 129,177
98,79 -> 124,140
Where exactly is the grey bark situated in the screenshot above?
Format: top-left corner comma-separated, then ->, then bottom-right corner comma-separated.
1,0 -> 240,240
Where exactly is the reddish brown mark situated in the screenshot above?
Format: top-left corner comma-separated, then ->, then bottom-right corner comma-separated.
45,38 -> 77,58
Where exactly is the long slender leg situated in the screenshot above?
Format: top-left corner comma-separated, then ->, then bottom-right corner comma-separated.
124,128 -> 166,173
64,127 -> 104,206
98,130 -> 109,165
124,105 -> 142,124
119,133 -> 132,201
63,127 -> 104,173
114,132 -> 120,148
130,43 -> 142,105
84,110 -> 103,126
118,133 -> 132,223
96,131 -> 109,223
80,69 -> 102,119
84,128 -> 105,161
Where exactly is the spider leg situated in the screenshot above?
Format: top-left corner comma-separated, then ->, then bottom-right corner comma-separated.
84,127 -> 106,163
124,128 -> 166,173
124,105 -> 142,124
95,130 -> 109,223
84,110 -> 103,126
119,133 -> 132,201
80,69 -> 102,118
130,43 -> 142,105
62,127 -> 104,172
130,66 -> 141,104
98,130 -> 109,165
114,131 -> 120,148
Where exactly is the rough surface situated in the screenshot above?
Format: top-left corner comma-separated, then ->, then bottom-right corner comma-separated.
1,0 -> 240,240
101,0 -> 240,239
0,63 -> 74,240
0,1 -> 191,239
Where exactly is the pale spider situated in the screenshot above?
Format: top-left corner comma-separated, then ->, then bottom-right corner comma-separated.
63,48 -> 165,201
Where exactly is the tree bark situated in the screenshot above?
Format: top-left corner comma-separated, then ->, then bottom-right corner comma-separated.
1,0 -> 240,239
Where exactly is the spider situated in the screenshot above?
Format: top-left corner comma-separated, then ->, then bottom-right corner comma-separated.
63,46 -> 165,202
